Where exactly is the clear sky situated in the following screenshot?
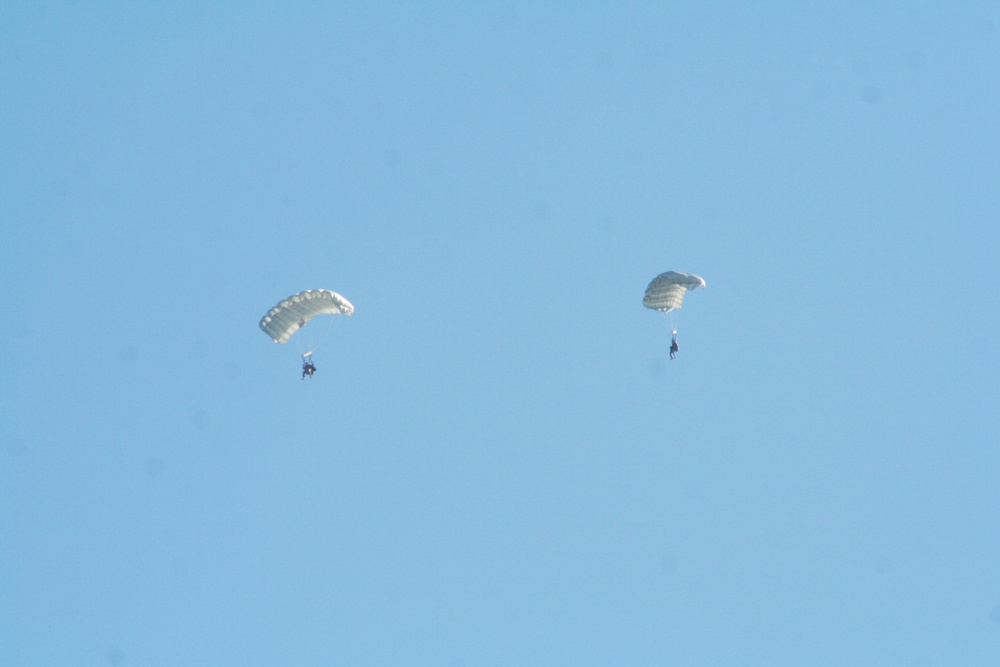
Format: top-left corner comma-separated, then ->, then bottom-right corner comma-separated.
2,3 -> 999,665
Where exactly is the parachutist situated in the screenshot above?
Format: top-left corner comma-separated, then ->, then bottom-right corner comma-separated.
302,351 -> 316,379
644,271 -> 704,361
258,291 -> 353,379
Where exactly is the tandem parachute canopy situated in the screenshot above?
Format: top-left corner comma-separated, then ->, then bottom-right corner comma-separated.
259,289 -> 354,344
643,271 -> 706,313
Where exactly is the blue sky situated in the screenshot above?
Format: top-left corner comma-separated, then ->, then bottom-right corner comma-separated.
2,3 -> 999,665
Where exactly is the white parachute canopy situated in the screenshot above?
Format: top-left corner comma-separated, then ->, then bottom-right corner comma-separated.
643,271 -> 706,313
259,289 -> 354,344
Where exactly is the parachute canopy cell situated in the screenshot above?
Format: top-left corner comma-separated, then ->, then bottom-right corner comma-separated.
643,271 -> 706,313
259,289 -> 354,343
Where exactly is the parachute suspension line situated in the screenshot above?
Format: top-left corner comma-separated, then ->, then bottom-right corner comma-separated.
297,331 -> 313,357
296,312 -> 331,356
668,311 -> 677,337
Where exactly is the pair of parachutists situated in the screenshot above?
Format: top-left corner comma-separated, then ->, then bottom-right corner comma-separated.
259,270 -> 706,379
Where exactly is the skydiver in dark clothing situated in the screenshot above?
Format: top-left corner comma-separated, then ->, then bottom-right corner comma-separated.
669,334 -> 679,360
302,359 -> 316,379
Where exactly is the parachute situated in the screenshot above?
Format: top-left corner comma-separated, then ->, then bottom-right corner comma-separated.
643,271 -> 706,313
259,289 -> 354,344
